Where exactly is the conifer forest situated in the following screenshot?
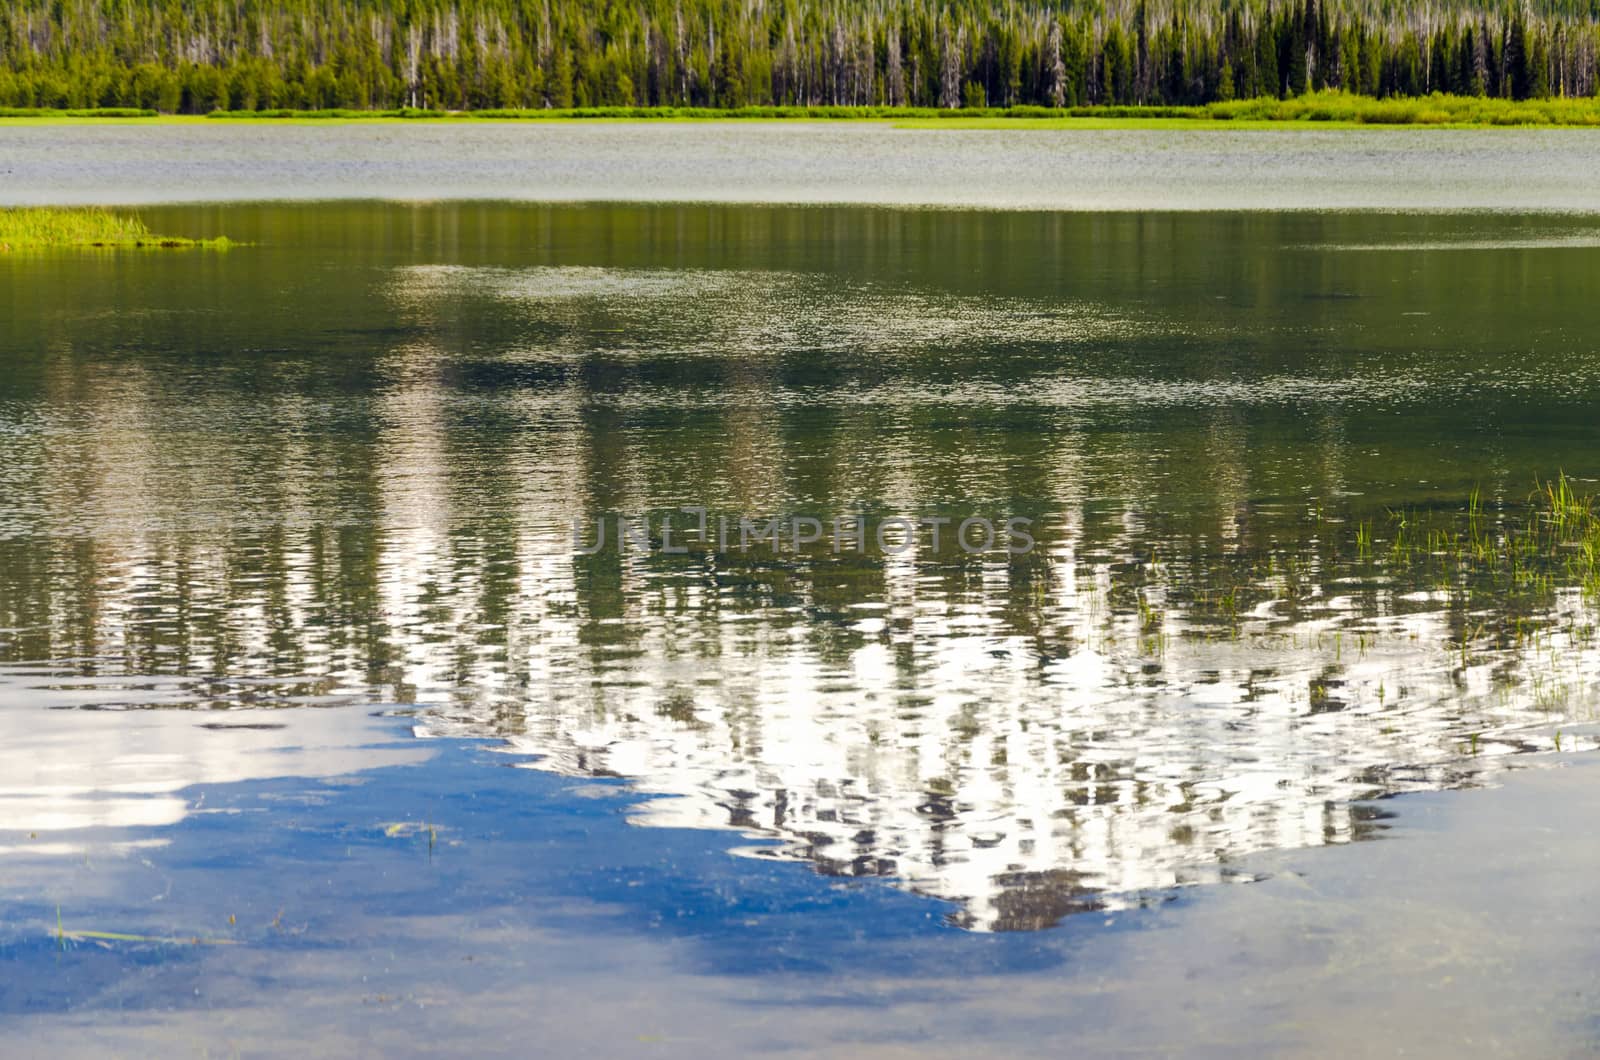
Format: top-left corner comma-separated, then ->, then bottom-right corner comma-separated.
3,0 -> 1599,113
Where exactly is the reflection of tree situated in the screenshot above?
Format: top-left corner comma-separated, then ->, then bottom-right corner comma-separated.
4,210 -> 1600,931
7,341 -> 1585,929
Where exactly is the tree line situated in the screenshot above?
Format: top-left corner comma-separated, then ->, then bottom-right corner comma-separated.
2,0 -> 1599,113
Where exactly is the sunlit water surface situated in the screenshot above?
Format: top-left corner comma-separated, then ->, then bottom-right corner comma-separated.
7,121 -> 1600,209
5,202 -> 1600,1053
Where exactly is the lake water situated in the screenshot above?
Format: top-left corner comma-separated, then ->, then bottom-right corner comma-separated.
6,120 -> 1600,209
5,131 -> 1600,1055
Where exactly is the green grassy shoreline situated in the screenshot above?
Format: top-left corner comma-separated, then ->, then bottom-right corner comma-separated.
7,93 -> 1600,128
0,208 -> 231,250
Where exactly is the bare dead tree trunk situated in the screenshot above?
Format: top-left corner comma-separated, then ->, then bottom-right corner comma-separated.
939,22 -> 961,108
887,26 -> 905,106
1046,19 -> 1066,106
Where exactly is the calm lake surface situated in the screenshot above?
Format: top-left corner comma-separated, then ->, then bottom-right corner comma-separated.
5,172 -> 1600,1052
6,120 -> 1600,209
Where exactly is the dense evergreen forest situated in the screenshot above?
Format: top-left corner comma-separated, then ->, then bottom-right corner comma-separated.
3,0 -> 1599,113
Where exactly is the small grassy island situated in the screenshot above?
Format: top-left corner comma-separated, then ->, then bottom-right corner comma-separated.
0,207 -> 231,250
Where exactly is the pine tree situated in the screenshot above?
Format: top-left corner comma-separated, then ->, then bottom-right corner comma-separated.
0,0 -> 1590,114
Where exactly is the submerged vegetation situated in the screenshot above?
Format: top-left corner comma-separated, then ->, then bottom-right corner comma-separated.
2,0 -> 1600,114
1375,473 -> 1600,602
1139,473 -> 1600,654
0,208 -> 230,250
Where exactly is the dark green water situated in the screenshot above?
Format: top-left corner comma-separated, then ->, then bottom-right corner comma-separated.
5,203 -> 1600,1052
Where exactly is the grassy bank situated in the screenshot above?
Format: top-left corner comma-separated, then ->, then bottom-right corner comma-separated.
917,93 -> 1600,128
0,107 -> 157,118
5,92 -> 1600,128
0,208 -> 230,249
199,92 -> 1600,127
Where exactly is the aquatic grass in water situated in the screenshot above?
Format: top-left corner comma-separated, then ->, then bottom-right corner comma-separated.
60,928 -> 240,947
0,207 -> 149,246
0,207 -> 230,250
